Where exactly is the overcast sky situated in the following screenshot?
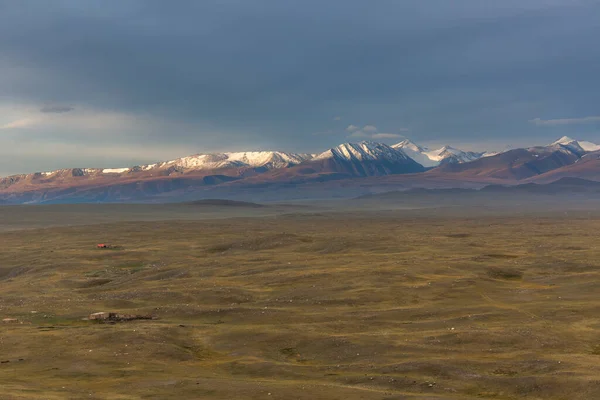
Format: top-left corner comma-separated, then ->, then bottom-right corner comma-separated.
1,0 -> 600,175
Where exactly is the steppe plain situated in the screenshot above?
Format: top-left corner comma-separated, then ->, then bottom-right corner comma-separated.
1,199 -> 600,399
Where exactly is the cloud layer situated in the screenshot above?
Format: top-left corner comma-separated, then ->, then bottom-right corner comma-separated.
530,116 -> 600,126
40,105 -> 74,114
346,124 -> 407,140
1,0 -> 600,175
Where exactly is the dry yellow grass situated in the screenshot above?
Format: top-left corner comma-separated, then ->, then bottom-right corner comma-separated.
1,207 -> 600,399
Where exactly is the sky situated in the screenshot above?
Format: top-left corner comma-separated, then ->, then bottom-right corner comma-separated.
1,0 -> 600,176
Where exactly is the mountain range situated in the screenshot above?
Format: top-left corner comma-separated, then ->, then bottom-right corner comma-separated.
2,136 -> 600,204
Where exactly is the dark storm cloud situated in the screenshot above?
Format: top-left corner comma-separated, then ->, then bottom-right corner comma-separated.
1,0 -> 600,174
40,105 -> 74,113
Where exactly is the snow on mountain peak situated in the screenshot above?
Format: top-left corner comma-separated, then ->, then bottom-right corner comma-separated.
315,141 -> 411,162
393,139 -> 485,166
27,150 -> 315,179
549,136 -> 600,152
578,141 -> 600,152
392,139 -> 426,153
26,137 -> 600,181
102,168 -> 130,174
162,150 -> 314,170
433,146 -> 483,162
552,136 -> 576,145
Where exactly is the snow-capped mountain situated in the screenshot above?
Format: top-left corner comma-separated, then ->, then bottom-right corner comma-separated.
549,136 -> 600,153
390,139 -> 435,167
157,151 -> 314,171
434,136 -> 595,181
316,141 -> 413,163
31,151 -> 315,179
310,141 -> 425,177
4,135 -> 600,204
392,139 -> 485,167
391,139 -> 428,154
13,137 -> 600,182
424,146 -> 484,165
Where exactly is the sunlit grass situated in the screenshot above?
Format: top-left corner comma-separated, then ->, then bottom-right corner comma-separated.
1,209 -> 600,398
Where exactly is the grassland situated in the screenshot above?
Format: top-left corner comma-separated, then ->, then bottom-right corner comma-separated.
1,205 -> 600,399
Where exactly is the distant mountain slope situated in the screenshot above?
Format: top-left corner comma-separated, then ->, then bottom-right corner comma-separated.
354,177 -> 600,204
0,166 -> 244,192
0,174 -> 243,204
0,150 -> 314,195
428,143 -> 584,180
528,150 -> 600,183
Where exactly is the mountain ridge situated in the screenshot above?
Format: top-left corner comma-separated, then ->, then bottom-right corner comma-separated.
2,137 -> 600,204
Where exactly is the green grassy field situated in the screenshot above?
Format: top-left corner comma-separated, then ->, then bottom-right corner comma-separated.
1,206 -> 600,399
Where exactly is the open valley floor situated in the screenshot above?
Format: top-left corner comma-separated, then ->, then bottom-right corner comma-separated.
1,203 -> 600,399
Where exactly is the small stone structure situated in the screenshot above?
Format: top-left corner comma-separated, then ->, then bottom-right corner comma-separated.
88,312 -> 153,322
89,312 -> 110,320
